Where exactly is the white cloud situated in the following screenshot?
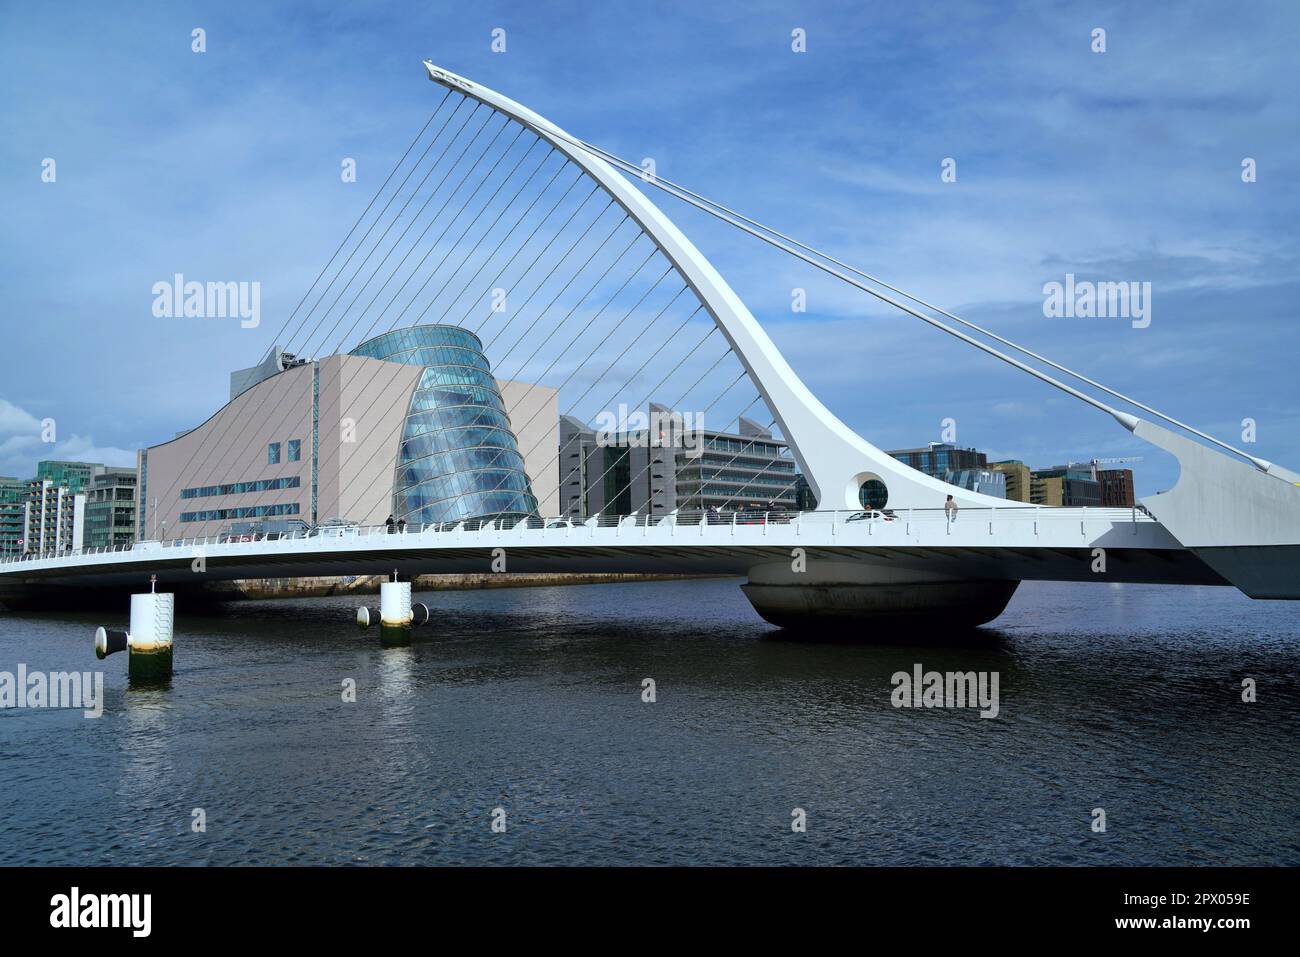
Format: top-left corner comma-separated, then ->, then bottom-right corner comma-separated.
0,399 -> 135,479
0,399 -> 43,436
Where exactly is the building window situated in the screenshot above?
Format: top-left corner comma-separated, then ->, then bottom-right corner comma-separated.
288,439 -> 301,462
180,476 -> 301,499
179,502 -> 300,524
268,442 -> 281,465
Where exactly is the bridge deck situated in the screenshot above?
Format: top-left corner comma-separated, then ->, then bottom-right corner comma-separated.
0,508 -> 1227,590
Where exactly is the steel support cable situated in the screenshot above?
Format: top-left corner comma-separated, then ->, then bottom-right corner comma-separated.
546,312 -> 712,499
419,162 -> 579,330
601,368 -> 754,516
578,342 -> 738,515
159,110 -> 506,522
547,285 -> 692,424
505,301 -> 706,516
553,326 -> 722,504
719,459 -> 805,512
231,138 -> 553,523
373,145 -> 561,339
324,312 -> 720,530
445,177 -> 597,332
372,234 -> 656,520
300,109 -> 507,359
667,393 -> 768,511
142,97 -> 473,523
565,137 -> 1269,470
490,258 -> 675,439
717,425 -> 801,510
400,303 -> 718,525
469,197 -> 618,349
696,396 -> 773,510
478,208 -> 629,356
321,126 -> 538,360
265,90 -> 451,354
470,260 -> 677,501
309,191 -> 615,523
490,239 -> 660,384
285,95 -> 476,354
319,204 -> 628,524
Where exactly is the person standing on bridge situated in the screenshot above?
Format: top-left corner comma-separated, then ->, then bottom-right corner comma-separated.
945,495 -> 958,523
385,515 -> 396,534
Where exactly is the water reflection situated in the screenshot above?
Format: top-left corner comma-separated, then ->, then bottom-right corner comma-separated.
0,578 -> 1296,865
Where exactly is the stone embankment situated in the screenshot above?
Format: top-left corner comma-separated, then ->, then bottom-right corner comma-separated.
211,572 -> 705,600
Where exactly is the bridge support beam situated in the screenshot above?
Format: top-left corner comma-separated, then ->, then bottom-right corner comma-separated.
740,560 -> 1019,635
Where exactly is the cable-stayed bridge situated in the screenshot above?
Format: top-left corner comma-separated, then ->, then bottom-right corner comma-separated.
3,63 -> 1297,632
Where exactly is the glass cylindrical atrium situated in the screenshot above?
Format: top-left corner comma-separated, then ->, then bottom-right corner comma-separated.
350,325 -> 538,524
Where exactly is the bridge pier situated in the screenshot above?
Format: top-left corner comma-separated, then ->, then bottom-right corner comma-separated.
740,560 -> 1019,635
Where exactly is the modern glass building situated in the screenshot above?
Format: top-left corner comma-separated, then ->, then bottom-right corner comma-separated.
349,325 -> 538,524
35,460 -> 97,493
887,443 -> 1006,499
0,477 -> 27,558
1030,466 -> 1102,507
84,467 -> 138,549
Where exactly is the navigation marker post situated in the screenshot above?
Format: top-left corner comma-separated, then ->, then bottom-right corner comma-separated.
357,572 -> 430,647
93,575 -> 175,681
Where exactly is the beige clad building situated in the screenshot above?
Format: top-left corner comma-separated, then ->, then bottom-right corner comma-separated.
989,460 -> 1032,503
1029,476 -> 1065,506
137,326 -> 558,540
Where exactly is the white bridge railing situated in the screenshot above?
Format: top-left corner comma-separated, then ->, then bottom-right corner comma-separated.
0,506 -> 1160,569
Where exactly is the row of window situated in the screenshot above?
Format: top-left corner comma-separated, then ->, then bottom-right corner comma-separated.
688,453 -> 796,471
398,426 -> 521,463
351,326 -> 484,359
704,437 -> 786,456
679,484 -> 798,500
676,470 -> 799,486
180,503 -> 300,523
394,448 -> 526,492
181,476 -> 302,499
268,439 -> 302,464
397,469 -> 535,512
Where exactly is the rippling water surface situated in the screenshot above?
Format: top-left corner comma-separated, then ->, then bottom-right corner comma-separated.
1,578 -> 1296,865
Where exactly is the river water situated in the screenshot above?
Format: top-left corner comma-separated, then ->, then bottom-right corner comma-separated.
0,578 -> 1296,865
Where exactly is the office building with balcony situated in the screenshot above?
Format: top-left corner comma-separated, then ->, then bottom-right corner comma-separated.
35,460 -> 97,493
84,467 -> 138,549
559,409 -> 798,518
22,479 -> 85,555
989,460 -> 1032,503
137,325 -> 558,539
0,477 -> 27,558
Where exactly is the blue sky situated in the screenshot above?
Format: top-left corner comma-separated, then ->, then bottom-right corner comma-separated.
1,0 -> 1297,496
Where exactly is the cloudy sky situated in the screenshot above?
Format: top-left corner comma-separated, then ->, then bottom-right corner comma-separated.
1,0 -> 1296,495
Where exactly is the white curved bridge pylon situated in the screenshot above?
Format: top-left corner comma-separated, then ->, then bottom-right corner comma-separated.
421,62 -> 1012,515
419,62 -> 1300,600
3,65 -> 1295,612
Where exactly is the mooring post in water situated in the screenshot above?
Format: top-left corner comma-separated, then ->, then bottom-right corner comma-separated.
93,575 -> 174,680
357,570 -> 429,647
